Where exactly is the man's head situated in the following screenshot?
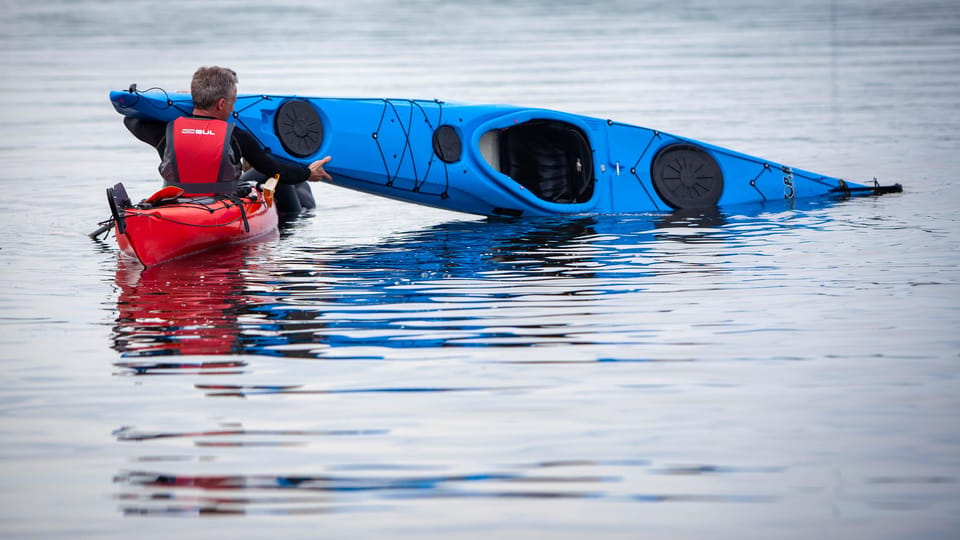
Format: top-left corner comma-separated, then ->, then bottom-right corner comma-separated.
191,66 -> 238,119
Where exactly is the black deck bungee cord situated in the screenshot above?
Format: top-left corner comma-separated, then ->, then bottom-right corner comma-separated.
112,195 -> 264,230
626,128 -> 664,210
371,99 -> 451,198
748,163 -> 771,201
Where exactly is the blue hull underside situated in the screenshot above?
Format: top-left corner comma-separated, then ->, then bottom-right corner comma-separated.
111,88 -> 900,218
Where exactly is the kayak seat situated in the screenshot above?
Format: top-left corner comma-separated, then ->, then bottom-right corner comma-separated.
498,120 -> 594,204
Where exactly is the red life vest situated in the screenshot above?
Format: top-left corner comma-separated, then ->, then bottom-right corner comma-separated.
159,117 -> 242,195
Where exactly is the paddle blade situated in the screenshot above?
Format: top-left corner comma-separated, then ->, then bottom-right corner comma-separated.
262,175 -> 280,207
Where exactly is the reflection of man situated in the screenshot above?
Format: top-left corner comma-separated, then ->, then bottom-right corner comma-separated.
123,66 -> 331,200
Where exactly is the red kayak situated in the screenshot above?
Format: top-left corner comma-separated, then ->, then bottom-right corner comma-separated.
102,183 -> 279,267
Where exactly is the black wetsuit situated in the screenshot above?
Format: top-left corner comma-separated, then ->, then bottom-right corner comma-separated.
124,116 -> 317,212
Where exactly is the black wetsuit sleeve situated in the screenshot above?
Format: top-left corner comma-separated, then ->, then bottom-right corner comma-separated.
123,117 -> 167,157
234,128 -> 311,185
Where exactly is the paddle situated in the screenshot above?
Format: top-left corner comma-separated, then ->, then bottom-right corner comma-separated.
262,174 -> 280,207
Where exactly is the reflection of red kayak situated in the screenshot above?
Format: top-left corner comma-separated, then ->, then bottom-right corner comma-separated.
106,183 -> 278,267
113,243 -> 268,357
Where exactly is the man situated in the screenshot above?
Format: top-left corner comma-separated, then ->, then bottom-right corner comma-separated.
123,66 -> 331,209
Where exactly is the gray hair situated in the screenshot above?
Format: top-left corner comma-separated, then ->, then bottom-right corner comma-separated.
191,66 -> 238,109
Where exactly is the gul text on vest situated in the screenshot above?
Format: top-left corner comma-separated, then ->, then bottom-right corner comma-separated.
180,128 -> 218,136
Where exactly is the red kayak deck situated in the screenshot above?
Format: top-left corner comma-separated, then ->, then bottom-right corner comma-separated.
114,193 -> 278,266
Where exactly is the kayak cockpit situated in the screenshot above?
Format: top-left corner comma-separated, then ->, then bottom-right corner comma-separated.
481,120 -> 594,204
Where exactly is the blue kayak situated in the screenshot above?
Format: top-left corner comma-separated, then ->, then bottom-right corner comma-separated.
110,86 -> 901,218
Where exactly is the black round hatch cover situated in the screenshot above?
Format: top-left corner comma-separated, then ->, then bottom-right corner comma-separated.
274,100 -> 323,157
432,125 -> 462,163
650,143 -> 724,209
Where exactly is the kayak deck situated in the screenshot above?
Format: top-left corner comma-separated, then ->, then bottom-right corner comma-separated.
110,87 -> 902,218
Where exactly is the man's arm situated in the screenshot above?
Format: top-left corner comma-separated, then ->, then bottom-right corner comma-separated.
123,117 -> 167,157
234,129 -> 312,185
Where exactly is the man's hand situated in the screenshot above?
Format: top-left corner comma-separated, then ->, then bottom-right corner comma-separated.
308,156 -> 333,182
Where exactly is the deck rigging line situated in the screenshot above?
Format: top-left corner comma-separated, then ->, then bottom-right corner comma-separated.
372,98 -> 450,198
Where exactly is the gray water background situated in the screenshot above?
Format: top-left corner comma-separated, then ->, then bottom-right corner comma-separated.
1,0 -> 959,538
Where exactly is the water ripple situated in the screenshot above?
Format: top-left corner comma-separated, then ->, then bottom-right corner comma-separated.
113,457 -> 780,516
108,206 -> 870,360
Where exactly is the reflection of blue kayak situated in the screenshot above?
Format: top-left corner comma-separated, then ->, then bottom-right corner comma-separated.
111,86 -> 901,218
108,203 -> 858,360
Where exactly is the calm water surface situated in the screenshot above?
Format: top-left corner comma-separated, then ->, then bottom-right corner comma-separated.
1,1 -> 959,538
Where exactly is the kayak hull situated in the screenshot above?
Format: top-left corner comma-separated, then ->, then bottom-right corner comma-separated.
111,88 -> 900,217
113,192 -> 278,267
